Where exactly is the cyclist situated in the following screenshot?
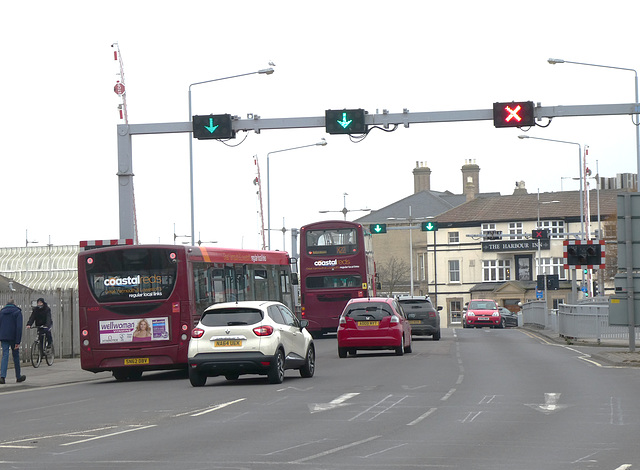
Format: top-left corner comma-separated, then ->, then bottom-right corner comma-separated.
26,298 -> 53,349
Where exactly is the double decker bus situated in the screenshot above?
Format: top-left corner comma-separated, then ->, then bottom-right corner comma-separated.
78,240 -> 295,380
299,220 -> 378,336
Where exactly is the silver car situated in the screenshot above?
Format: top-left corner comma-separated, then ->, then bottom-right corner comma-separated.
187,301 -> 315,386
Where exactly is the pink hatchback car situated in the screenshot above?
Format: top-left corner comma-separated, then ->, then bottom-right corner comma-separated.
337,297 -> 412,357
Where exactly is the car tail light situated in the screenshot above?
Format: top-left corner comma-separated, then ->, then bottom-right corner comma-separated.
428,312 -> 436,318
191,328 -> 205,338
390,315 -> 400,324
253,325 -> 274,336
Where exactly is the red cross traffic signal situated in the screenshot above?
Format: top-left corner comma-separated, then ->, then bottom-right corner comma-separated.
493,101 -> 535,128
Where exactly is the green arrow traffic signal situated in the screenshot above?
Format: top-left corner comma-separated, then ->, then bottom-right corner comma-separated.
192,114 -> 234,140
325,109 -> 367,135
369,223 -> 387,234
421,221 -> 439,232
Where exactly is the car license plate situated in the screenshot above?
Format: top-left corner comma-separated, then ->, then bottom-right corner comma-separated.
124,357 -> 149,365
214,340 -> 242,347
409,320 -> 422,324
357,321 -> 379,327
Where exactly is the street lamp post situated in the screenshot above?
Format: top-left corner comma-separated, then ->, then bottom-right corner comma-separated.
548,58 -> 640,192
267,139 -> 327,250
518,135 -> 585,239
188,67 -> 274,246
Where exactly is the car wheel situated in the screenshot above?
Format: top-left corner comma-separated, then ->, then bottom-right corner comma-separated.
433,329 -> 441,341
500,318 -> 506,329
404,340 -> 412,354
338,347 -> 347,358
268,349 -> 285,384
395,335 -> 405,356
300,345 -> 315,378
348,348 -> 357,356
189,368 -> 207,387
225,373 -> 239,381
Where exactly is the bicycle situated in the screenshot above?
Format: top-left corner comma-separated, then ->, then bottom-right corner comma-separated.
31,327 -> 54,368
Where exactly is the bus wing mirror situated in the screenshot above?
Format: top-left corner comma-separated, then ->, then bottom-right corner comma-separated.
291,273 -> 299,285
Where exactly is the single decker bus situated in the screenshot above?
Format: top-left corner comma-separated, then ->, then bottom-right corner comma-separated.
78,240 -> 295,380
299,220 -> 378,337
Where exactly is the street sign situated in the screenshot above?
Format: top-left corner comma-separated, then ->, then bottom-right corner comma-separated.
492,101 -> 535,128
325,109 -> 367,135
369,223 -> 387,234
192,114 -> 234,139
421,221 -> 439,232
370,223 -> 387,234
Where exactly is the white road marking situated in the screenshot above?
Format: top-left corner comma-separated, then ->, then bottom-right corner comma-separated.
358,442 -> 408,458
309,392 -> 360,413
461,411 -> 483,423
61,425 -> 157,446
289,435 -> 381,464
525,392 -> 568,414
441,388 -> 456,401
172,398 -> 246,417
407,407 -> 437,426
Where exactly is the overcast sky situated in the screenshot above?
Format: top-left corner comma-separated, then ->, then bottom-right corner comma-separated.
2,1 -> 638,252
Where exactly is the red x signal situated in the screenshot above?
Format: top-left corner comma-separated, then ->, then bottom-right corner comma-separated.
493,101 -> 535,128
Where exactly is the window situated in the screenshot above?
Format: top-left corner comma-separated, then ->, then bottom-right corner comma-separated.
482,259 -> 511,282
539,257 -> 568,280
448,260 -> 460,283
540,220 -> 565,238
509,222 -> 524,239
482,223 -> 502,240
449,299 -> 462,323
418,253 -> 426,281
448,232 -> 459,244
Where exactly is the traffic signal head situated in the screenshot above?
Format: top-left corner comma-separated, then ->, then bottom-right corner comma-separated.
192,114 -> 235,139
325,109 -> 367,135
369,223 -> 387,234
565,242 -> 602,267
493,101 -> 535,128
421,221 -> 439,232
531,229 -> 549,240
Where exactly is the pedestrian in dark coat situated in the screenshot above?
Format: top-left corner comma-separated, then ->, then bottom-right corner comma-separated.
0,299 -> 26,384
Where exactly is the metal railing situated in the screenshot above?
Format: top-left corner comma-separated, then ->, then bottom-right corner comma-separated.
521,298 -> 640,343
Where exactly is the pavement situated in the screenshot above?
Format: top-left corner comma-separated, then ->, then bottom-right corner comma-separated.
2,327 -> 639,392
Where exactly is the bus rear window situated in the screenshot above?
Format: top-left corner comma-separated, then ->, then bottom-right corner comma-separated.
305,275 -> 362,289
84,248 -> 178,302
305,228 -> 357,256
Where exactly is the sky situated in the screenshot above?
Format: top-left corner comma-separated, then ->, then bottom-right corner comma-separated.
2,1 -> 639,252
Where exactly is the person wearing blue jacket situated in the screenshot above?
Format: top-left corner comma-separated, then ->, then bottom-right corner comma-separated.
0,299 -> 26,384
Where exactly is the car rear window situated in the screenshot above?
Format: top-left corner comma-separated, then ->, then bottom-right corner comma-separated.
399,300 -> 434,312
201,308 -> 263,327
468,301 -> 497,310
343,302 -> 393,320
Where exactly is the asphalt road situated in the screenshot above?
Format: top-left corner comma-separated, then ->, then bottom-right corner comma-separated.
1,327 -> 639,469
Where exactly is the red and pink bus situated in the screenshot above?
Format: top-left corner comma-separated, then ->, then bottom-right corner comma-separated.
78,240 -> 295,380
299,221 -> 378,337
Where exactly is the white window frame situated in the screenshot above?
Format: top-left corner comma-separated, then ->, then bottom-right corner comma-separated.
482,259 -> 511,282
448,259 -> 461,283
539,220 -> 565,239
448,231 -> 460,244
509,222 -> 524,240
539,257 -> 568,280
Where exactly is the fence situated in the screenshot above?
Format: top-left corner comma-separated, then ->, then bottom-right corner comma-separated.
521,298 -> 640,343
0,289 -> 79,364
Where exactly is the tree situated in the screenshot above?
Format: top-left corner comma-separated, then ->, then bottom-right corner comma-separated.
377,256 -> 411,296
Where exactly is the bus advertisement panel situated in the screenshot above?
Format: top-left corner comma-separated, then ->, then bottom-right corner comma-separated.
78,242 -> 294,380
299,221 -> 377,336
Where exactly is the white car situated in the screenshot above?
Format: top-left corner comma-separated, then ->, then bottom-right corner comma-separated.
187,301 -> 315,386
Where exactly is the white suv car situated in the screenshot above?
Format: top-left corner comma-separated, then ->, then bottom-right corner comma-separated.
187,301 -> 315,386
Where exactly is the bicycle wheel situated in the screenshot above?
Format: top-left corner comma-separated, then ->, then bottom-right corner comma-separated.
45,343 -> 54,366
31,340 -> 42,368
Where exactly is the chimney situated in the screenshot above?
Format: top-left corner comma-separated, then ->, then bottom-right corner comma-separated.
461,159 -> 480,201
413,161 -> 431,193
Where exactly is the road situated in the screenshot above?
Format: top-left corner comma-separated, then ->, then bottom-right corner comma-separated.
1,327 -> 639,469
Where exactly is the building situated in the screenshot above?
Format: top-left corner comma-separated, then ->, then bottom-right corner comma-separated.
357,161 -> 626,326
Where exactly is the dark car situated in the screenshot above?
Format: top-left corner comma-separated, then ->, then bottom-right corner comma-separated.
397,296 -> 442,340
499,307 -> 519,328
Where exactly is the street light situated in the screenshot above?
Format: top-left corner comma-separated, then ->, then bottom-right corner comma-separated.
188,66 -> 275,246
267,139 -> 327,250
518,135 -> 585,239
548,58 -> 640,192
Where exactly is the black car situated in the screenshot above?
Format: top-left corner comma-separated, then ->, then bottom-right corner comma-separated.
397,296 -> 442,340
499,307 -> 519,328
